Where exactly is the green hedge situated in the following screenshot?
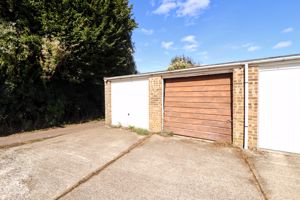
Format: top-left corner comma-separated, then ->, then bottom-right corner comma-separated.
0,0 -> 136,135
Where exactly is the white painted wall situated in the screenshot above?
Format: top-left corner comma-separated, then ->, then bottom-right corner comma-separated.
259,66 -> 300,154
111,79 -> 149,130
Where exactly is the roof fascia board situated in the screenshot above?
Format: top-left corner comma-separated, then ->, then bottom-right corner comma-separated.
104,54 -> 300,81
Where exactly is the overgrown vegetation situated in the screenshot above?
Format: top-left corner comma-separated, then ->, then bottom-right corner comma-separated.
167,55 -> 195,71
128,126 -> 149,136
0,0 -> 137,135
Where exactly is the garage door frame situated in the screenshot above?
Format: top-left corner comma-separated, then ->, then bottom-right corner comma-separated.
162,73 -> 233,142
111,78 -> 149,130
258,61 -> 300,154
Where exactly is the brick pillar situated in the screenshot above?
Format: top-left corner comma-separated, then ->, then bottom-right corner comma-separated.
248,66 -> 259,149
104,80 -> 111,126
232,67 -> 245,148
149,76 -> 163,132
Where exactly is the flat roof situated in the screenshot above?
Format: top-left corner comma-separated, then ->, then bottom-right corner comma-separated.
104,53 -> 300,81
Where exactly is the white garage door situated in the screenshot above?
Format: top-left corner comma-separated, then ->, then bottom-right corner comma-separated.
259,66 -> 300,154
111,79 -> 149,129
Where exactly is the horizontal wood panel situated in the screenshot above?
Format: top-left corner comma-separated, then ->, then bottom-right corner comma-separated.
165,79 -> 231,88
164,127 -> 232,142
164,122 -> 231,135
165,91 -> 231,97
164,96 -> 231,103
164,107 -> 231,116
164,74 -> 232,142
165,74 -> 232,86
165,102 -> 231,109
165,112 -> 231,121
164,116 -> 231,128
165,85 -> 230,92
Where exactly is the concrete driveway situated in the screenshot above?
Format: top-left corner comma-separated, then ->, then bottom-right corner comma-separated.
0,122 -> 143,200
0,122 -> 299,200
246,150 -> 300,200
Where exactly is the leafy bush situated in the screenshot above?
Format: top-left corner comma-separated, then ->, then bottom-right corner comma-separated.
0,0 -> 137,135
167,55 -> 195,71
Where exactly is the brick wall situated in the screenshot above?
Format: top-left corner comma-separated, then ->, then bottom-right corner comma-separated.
104,67 -> 260,149
104,80 -> 111,126
232,66 -> 259,149
248,65 -> 259,149
232,67 -> 245,148
149,76 -> 163,132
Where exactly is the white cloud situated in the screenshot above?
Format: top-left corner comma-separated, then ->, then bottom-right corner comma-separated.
153,0 -> 177,15
282,27 -> 294,33
273,41 -> 292,49
177,0 -> 210,17
181,35 -> 198,51
161,41 -> 174,49
153,0 -> 210,17
183,43 -> 198,51
227,43 -> 261,52
140,28 -> 154,35
247,45 -> 261,52
181,35 -> 197,43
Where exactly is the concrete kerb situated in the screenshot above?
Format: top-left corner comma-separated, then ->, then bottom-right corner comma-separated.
0,121 -> 104,149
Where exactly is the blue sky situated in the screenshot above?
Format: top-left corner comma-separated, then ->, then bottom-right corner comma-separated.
129,0 -> 300,72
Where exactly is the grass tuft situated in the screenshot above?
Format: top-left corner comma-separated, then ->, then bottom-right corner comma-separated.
159,131 -> 174,137
128,126 -> 149,136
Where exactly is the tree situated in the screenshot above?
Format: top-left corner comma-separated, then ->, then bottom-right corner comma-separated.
0,0 -> 137,135
167,55 -> 194,71
41,0 -> 137,83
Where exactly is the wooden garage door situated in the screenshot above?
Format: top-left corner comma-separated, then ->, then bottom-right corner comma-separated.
164,74 -> 232,142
